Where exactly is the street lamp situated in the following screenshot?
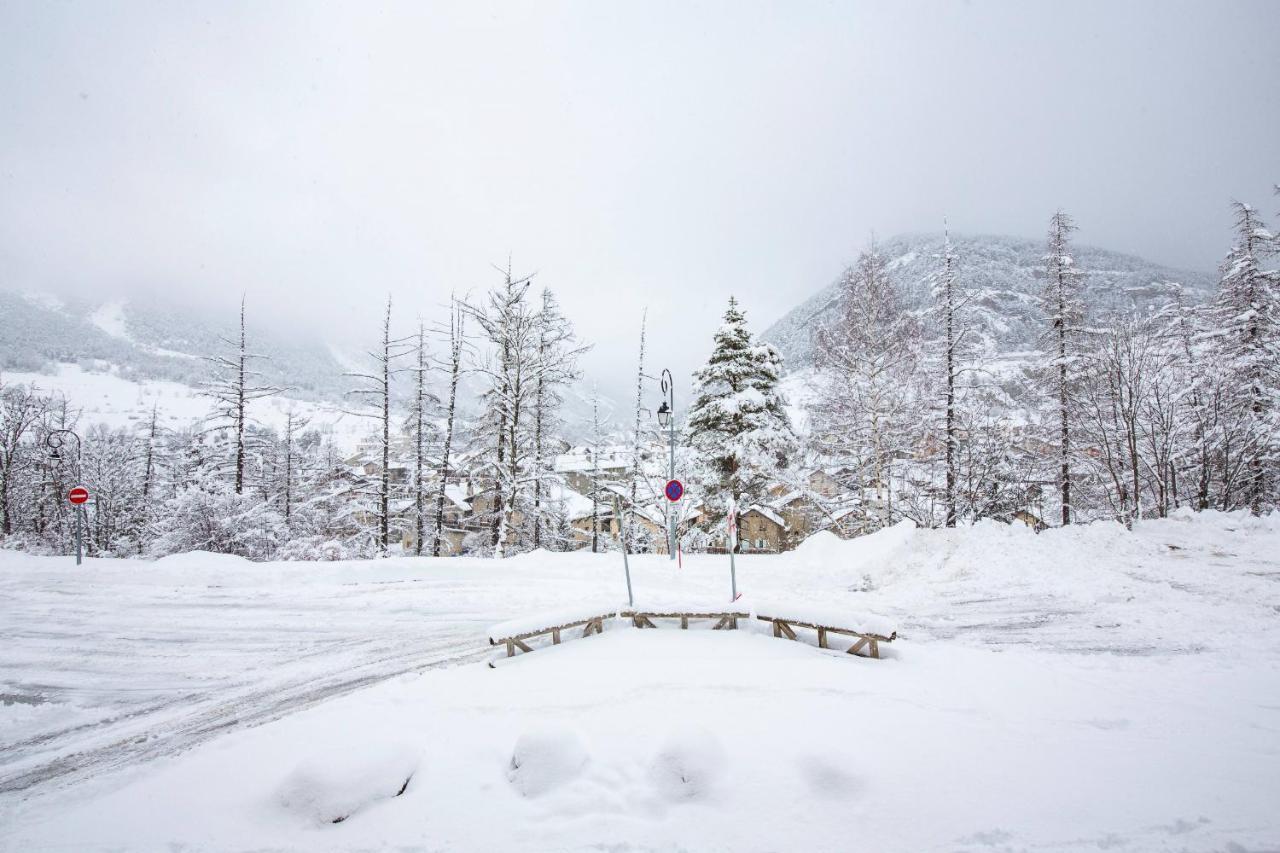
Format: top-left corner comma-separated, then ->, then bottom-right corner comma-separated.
658,369 -> 676,560
45,428 -> 81,463
45,429 -> 84,565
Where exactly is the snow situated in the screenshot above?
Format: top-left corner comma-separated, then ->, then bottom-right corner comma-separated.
507,727 -> 589,797
748,597 -> 897,638
1,511 -> 1279,851
276,738 -> 420,824
2,362 -> 376,452
488,603 -> 623,640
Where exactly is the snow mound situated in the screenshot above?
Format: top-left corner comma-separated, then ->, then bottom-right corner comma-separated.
507,726 -> 589,797
276,740 -> 420,824
793,519 -> 916,573
153,550 -> 253,569
648,727 -> 727,801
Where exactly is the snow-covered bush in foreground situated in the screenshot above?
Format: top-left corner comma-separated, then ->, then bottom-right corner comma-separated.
648,727 -> 727,801
507,726 -> 589,797
148,476 -> 286,560
276,740 -> 421,824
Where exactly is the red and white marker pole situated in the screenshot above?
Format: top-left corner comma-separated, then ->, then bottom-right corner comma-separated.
67,485 -> 90,565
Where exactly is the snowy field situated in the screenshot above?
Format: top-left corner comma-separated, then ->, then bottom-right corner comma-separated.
2,511 -> 1279,851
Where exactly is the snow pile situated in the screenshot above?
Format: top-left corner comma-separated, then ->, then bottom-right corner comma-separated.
648,727 -> 727,802
276,739 -> 420,824
792,518 -> 915,575
507,726 -> 589,797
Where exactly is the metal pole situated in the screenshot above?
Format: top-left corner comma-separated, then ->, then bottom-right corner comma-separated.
727,496 -> 737,601
75,505 -> 82,566
662,369 -> 676,561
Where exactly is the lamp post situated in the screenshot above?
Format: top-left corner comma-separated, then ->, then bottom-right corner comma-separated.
657,369 -> 676,560
45,429 -> 84,565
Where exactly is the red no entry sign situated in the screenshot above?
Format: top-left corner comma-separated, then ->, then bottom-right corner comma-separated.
67,486 -> 90,505
664,479 -> 684,502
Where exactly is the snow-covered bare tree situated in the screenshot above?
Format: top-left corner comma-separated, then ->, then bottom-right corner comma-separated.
528,289 -> 586,549
344,296 -> 412,555
810,247 -> 921,527
1039,211 -> 1086,525
627,309 -> 648,547
279,408 -> 309,526
931,229 -> 971,527
466,265 -> 536,557
201,296 -> 283,494
431,296 -> 467,556
405,321 -> 440,555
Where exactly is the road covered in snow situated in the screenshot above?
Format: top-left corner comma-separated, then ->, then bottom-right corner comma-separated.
2,509 -> 1279,851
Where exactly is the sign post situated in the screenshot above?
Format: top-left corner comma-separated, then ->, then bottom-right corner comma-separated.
67,485 -> 90,566
664,478 -> 684,563
727,496 -> 738,601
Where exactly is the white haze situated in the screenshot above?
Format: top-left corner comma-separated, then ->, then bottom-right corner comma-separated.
1,0 -> 1278,397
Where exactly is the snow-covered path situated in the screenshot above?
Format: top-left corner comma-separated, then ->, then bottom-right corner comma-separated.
2,511 -> 1278,851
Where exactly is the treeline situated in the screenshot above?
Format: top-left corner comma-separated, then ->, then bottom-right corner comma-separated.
683,197 -> 1280,531
0,267 -> 600,559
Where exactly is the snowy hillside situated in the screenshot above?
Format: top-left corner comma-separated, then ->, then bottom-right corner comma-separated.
762,233 -> 1218,370
1,511 -> 1277,851
0,288 -> 626,444
0,290 -> 350,399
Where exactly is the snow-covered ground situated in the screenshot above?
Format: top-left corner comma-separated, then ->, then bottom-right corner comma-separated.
2,511 -> 1279,851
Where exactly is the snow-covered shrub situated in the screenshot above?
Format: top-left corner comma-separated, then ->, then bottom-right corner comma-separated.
148,475 -> 286,561
507,727 -> 588,797
276,740 -> 420,824
648,727 -> 726,801
275,536 -> 357,562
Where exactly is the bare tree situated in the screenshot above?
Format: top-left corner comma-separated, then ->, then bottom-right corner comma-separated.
432,296 -> 467,556
406,321 -> 440,555
627,309 -> 648,546
811,244 -> 922,528
345,295 -> 412,555
1040,211 -> 1086,525
202,296 -> 282,494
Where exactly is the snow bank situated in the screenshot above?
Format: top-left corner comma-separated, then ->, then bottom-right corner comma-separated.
153,550 -> 253,569
648,726 -> 727,801
749,597 -> 897,638
276,739 -> 420,824
507,726 -> 589,797
488,602 -> 623,640
792,518 -> 916,574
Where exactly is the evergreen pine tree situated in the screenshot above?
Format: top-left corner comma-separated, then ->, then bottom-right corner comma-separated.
686,297 -> 795,510
1212,201 -> 1280,512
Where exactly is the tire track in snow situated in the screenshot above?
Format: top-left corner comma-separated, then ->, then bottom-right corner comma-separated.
0,632 -> 487,801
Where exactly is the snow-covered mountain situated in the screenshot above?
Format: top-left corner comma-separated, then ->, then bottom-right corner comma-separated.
0,288 -> 623,444
0,290 -> 350,399
761,233 -> 1218,372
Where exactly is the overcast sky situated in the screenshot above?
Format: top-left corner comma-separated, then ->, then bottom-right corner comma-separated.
2,1 -> 1278,397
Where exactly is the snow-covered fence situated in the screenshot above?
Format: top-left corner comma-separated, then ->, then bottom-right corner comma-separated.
487,599 -> 896,662
622,610 -> 748,631
752,599 -> 898,659
487,605 -> 620,661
